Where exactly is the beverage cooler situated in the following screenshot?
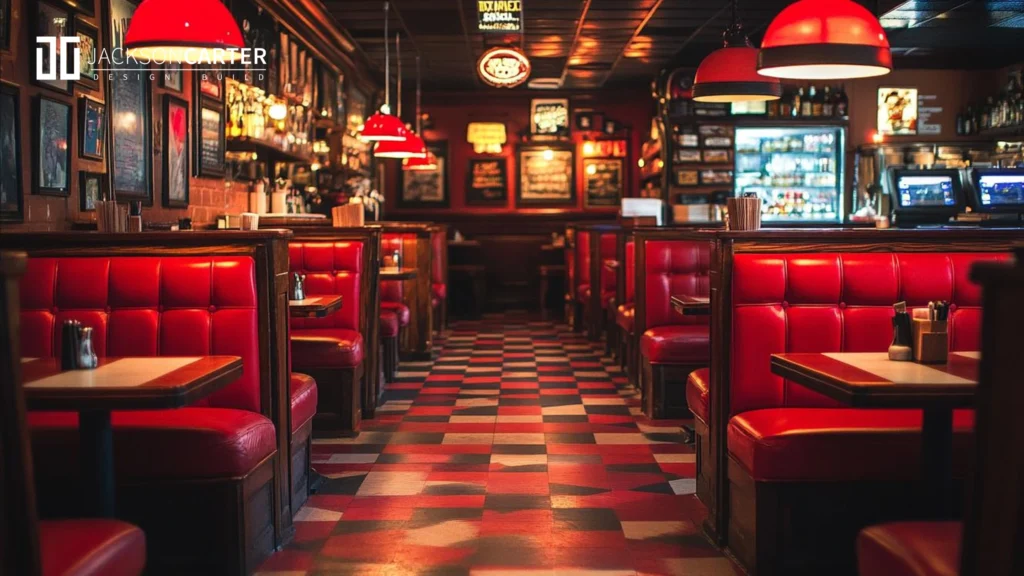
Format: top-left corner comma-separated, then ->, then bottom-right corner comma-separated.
734,126 -> 845,223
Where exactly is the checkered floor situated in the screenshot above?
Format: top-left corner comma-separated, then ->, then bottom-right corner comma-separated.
258,313 -> 738,576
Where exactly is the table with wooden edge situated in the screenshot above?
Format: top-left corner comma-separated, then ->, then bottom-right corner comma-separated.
540,243 -> 565,251
21,355 -> 244,518
379,267 -> 418,281
770,351 -> 980,518
671,294 -> 711,316
289,295 -> 343,318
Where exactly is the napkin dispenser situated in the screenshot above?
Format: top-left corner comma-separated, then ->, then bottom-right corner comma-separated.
911,307 -> 948,364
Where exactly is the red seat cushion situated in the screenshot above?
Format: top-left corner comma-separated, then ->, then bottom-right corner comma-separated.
291,328 -> 365,368
576,283 -> 590,303
29,408 -> 276,480
380,301 -> 410,326
640,325 -> 710,364
857,522 -> 961,576
379,310 -> 400,338
290,372 -> 317,433
686,368 -> 710,424
616,303 -> 634,334
727,408 -> 975,482
40,519 -> 146,576
432,282 -> 446,300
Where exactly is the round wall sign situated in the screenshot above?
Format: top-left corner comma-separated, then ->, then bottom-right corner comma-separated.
477,47 -> 531,88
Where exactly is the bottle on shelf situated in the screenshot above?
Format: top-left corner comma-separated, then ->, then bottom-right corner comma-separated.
780,87 -> 793,117
800,87 -> 813,117
835,85 -> 849,119
793,87 -> 804,118
810,85 -> 823,117
822,86 -> 834,117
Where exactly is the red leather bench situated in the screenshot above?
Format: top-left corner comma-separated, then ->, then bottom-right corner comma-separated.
18,245 -> 289,575
614,235 -> 636,382
577,226 -> 619,341
858,522 -> 961,576
635,236 -> 711,419
721,250 -> 1010,574
290,231 -> 379,434
381,232 -> 411,381
430,224 -> 448,333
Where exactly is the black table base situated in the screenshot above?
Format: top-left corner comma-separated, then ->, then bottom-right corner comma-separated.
921,407 -> 954,519
79,409 -> 115,517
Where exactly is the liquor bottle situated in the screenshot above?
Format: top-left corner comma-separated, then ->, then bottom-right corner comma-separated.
800,87 -> 813,117
835,85 -> 849,118
793,87 -> 804,117
810,86 -> 823,117
780,87 -> 792,117
767,97 -> 779,117
981,96 -> 993,131
956,112 -> 965,136
822,85 -> 834,117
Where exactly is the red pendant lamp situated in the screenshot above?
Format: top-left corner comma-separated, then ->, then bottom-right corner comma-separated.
693,2 -> 780,103
757,0 -> 892,80
404,55 -> 438,171
373,34 -> 425,159
124,0 -> 244,62
361,2 -> 408,142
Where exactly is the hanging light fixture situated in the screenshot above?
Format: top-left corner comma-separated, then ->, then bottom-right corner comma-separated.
361,2 -> 409,142
758,0 -> 892,80
374,33 -> 427,159
404,55 -> 439,171
692,1 -> 781,103
124,0 -> 244,62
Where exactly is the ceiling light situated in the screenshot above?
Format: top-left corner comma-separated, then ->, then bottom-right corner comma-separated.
403,150 -> 438,171
375,131 -> 427,159
360,2 -> 406,141
693,3 -> 781,103
758,0 -> 892,80
125,0 -> 244,62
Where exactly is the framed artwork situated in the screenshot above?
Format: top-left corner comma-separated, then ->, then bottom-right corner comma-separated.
675,170 -> 699,187
700,169 -> 733,186
160,66 -> 183,93
398,140 -> 449,208
108,0 -> 152,203
703,136 -> 732,148
194,97 -> 225,178
603,119 -> 618,135
675,149 -> 701,163
79,170 -> 103,211
78,95 -> 105,160
0,82 -> 23,221
196,67 -> 223,101
703,149 -> 730,163
466,158 -> 508,205
74,17 -> 99,90
575,111 -> 595,131
33,1 -> 73,94
162,96 -> 189,208
676,132 -> 699,147
34,95 -> 72,196
877,87 -> 918,135
0,0 -> 10,52
517,144 -> 575,206
583,158 -> 623,207
530,98 -> 569,136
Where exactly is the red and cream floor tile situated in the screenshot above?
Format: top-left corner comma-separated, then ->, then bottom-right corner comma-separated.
257,313 -> 739,576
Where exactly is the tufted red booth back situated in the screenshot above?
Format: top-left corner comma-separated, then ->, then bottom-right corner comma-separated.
431,229 -> 444,285
599,233 -> 617,296
20,256 -> 262,412
381,233 -> 410,303
576,230 -> 591,290
624,240 -> 635,304
289,241 -> 365,331
643,239 -> 711,329
729,252 -> 1011,416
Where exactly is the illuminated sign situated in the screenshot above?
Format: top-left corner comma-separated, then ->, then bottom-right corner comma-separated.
467,122 -> 507,153
477,1 -> 522,32
477,47 -> 531,88
530,98 -> 569,136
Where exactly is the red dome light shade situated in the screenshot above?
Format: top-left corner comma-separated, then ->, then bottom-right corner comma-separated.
125,0 -> 245,63
758,0 -> 891,80
374,131 -> 427,159
693,42 -> 781,103
403,150 -> 438,171
360,109 -> 409,142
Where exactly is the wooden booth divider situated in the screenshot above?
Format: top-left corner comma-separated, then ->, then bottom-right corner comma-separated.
378,222 -> 436,361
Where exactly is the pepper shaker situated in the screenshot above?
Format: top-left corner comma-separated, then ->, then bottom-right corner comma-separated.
77,326 -> 98,369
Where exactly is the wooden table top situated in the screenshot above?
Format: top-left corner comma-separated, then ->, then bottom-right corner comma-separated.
449,240 -> 481,248
380,267 -> 418,280
289,295 -> 343,318
21,356 -> 244,411
670,295 -> 710,316
770,351 -> 980,409
540,244 -> 565,251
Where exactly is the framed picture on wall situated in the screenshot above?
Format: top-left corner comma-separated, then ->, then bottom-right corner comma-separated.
196,67 -> 223,101
877,87 -> 918,135
79,170 -> 103,211
160,65 -> 183,93
398,140 -> 449,208
78,95 -> 105,160
33,1 -> 73,94
162,95 -> 190,208
34,95 -> 72,197
74,17 -> 100,91
194,97 -> 225,178
0,82 -> 23,222
517,144 -> 575,206
583,158 -> 623,207
466,157 -> 508,205
530,98 -> 569,136
108,0 -> 152,204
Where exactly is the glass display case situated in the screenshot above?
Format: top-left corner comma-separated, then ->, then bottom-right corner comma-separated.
734,126 -> 845,223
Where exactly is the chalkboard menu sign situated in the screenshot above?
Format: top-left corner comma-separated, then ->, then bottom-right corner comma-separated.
477,0 -> 522,32
466,158 -> 508,205
108,0 -> 152,203
517,145 -> 575,206
583,158 -> 623,207
530,98 -> 569,136
195,99 -> 226,178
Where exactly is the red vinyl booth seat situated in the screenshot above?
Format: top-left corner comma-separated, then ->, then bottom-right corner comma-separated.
431,229 -> 446,310
290,372 -> 318,433
40,519 -> 147,576
381,233 -> 412,315
857,522 -> 961,576
381,301 -> 410,326
686,368 -> 710,424
379,310 -> 400,338
290,329 -> 364,368
575,231 -> 591,304
19,256 -> 276,481
726,252 -> 1009,481
640,239 -> 711,365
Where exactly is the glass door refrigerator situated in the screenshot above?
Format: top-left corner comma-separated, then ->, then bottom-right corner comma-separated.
734,125 -> 845,223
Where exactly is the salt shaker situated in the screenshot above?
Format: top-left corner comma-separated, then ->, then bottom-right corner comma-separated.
77,326 -> 98,369
292,272 -> 306,301
392,250 -> 401,269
